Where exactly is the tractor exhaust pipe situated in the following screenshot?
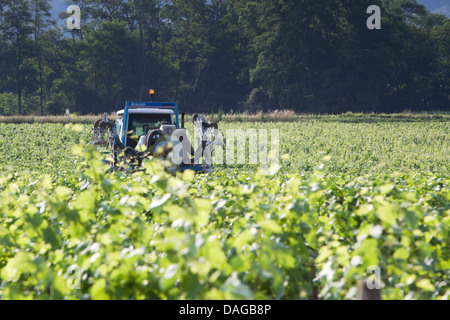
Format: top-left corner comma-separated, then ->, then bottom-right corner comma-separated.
181,113 -> 185,129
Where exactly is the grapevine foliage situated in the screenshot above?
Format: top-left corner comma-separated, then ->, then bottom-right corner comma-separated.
0,121 -> 448,300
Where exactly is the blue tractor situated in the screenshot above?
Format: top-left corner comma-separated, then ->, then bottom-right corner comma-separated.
91,93 -> 222,174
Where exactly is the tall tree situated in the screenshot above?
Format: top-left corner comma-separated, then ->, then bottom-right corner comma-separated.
31,0 -> 52,115
381,0 -> 440,111
321,0 -> 388,112
1,0 -> 34,115
198,0 -> 250,112
158,0 -> 214,107
129,0 -> 161,100
431,20 -> 450,109
244,0 -> 344,111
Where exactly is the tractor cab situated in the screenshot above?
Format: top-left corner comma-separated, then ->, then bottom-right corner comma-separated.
115,101 -> 181,148
116,107 -> 177,148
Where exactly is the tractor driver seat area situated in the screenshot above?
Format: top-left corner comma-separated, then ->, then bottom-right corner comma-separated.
126,114 -> 172,149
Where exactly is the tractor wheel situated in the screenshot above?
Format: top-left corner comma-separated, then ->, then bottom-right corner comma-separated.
144,130 -> 166,152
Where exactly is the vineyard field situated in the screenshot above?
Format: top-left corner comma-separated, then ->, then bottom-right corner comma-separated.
0,118 -> 448,300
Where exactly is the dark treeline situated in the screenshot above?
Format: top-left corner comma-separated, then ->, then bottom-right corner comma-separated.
0,0 -> 449,115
